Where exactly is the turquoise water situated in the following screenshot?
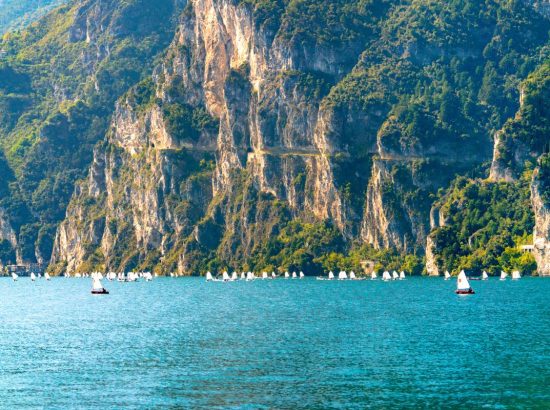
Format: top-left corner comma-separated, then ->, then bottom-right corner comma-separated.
0,277 -> 549,408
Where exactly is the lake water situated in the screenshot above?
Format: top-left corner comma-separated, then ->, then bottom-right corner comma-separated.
0,277 -> 549,408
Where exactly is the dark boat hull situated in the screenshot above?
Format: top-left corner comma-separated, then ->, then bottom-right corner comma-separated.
91,289 -> 109,295
455,289 -> 475,295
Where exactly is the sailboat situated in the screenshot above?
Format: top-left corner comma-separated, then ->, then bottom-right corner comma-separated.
246,271 -> 255,281
222,271 -> 231,282
44,272 -> 51,281
444,271 -> 451,280
262,272 -> 268,279
338,271 -> 348,280
11,272 -> 18,281
271,271 -> 277,279
455,270 -> 475,294
482,271 -> 488,280
241,272 -> 246,280
284,272 -> 290,279
500,271 -> 508,281
512,271 -> 521,280
299,271 -> 305,279
382,271 -> 391,281
399,271 -> 406,280
328,271 -> 335,280
231,271 -> 238,281
392,271 -> 399,280
206,271 -> 213,281
292,271 -> 297,279
91,273 -> 109,295
30,272 -> 36,281
349,271 -> 356,280
371,271 -> 377,280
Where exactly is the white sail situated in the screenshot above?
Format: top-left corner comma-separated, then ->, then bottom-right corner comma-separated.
262,272 -> 268,279
349,271 -> 356,280
292,271 -> 297,279
232,272 -> 238,281
500,271 -> 508,280
338,271 -> 347,280
371,271 -> 377,280
92,277 -> 104,291
328,271 -> 335,280
30,272 -> 36,281
206,271 -> 213,281
299,271 -> 304,279
241,272 -> 246,280
392,271 -> 399,280
399,271 -> 405,280
512,270 -> 521,280
272,272 -> 277,279
247,271 -> 255,281
11,272 -> 18,281
284,272 -> 290,279
457,270 -> 472,291
222,271 -> 230,281
482,271 -> 488,280
44,272 -> 51,281
444,271 -> 451,280
382,271 -> 391,281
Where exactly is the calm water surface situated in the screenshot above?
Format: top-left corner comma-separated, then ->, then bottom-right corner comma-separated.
0,277 -> 549,408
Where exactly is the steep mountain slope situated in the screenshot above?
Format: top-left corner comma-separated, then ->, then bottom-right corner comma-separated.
0,0 -> 185,265
0,0 -> 548,276
47,0 -> 549,275
0,0 -> 65,34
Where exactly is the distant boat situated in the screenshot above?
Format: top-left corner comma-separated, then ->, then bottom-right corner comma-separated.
271,271 -> 277,279
231,271 -> 238,281
262,272 -> 268,279
500,271 -> 508,281
91,274 -> 109,295
392,271 -> 399,280
222,271 -> 231,282
241,272 -> 246,280
246,271 -> 255,281
292,271 -> 297,279
371,271 -> 377,280
338,271 -> 348,280
512,271 -> 521,280
11,272 -> 18,281
328,271 -> 335,280
444,271 -> 451,280
455,270 -> 475,294
299,271 -> 304,279
284,272 -> 290,279
482,271 -> 489,280
206,271 -> 213,281
382,271 -> 391,281
44,272 -> 51,281
30,272 -> 36,281
399,271 -> 406,280
349,271 -> 356,280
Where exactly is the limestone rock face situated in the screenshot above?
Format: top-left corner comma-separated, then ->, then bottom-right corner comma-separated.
531,168 -> 550,275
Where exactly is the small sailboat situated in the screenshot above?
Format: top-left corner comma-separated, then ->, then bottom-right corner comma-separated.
246,271 -> 255,281
512,271 -> 521,280
262,272 -> 268,279
371,271 -> 377,280
500,271 -> 508,281
338,271 -> 348,280
292,271 -> 297,279
299,271 -> 304,279
444,271 -> 451,280
30,272 -> 36,281
328,271 -> 335,280
206,271 -> 213,281
11,272 -> 18,281
382,271 -> 391,281
91,273 -> 109,295
349,271 -> 356,280
241,272 -> 246,280
482,271 -> 488,280
44,272 -> 51,281
455,270 -> 475,294
399,271 -> 406,280
231,271 -> 238,281
284,272 -> 290,279
392,271 -> 399,280
222,271 -> 231,282
271,271 -> 277,279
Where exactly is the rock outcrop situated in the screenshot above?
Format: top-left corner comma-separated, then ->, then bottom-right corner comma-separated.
531,167 -> 550,275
